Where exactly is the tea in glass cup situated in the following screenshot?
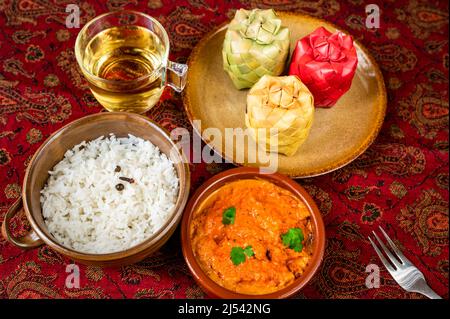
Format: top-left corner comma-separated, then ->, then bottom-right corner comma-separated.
75,11 -> 187,113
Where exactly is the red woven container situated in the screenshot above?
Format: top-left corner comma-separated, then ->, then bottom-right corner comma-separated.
288,27 -> 358,107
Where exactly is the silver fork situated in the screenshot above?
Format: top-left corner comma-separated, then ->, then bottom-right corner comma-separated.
368,226 -> 442,299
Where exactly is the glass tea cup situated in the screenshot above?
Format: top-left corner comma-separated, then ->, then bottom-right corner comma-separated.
75,10 -> 187,113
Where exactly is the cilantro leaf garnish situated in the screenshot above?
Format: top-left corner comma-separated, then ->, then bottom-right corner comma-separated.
244,245 -> 254,257
222,206 -> 236,225
230,245 -> 254,265
281,228 -> 304,252
230,247 -> 246,265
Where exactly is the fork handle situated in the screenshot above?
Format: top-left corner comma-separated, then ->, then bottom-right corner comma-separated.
419,287 -> 442,299
412,280 -> 442,299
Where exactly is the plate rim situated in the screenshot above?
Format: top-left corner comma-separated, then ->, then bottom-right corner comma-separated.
182,11 -> 387,178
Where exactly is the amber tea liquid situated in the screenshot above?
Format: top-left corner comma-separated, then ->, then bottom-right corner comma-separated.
82,26 -> 166,113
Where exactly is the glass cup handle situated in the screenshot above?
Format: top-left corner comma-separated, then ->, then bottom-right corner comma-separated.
167,61 -> 188,92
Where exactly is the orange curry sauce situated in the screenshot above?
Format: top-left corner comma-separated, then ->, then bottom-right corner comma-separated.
190,179 -> 313,295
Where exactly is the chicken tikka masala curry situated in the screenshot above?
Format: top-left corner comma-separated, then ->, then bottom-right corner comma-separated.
190,179 -> 314,295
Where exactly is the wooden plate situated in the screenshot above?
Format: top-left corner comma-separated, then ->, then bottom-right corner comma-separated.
183,12 -> 387,178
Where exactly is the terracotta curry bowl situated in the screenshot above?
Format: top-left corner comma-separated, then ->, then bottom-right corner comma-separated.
181,167 -> 325,298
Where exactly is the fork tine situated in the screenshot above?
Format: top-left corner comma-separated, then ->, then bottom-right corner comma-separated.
368,235 -> 395,272
378,226 -> 412,265
372,230 -> 402,268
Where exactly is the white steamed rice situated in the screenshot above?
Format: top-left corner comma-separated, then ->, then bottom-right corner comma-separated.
40,134 -> 179,254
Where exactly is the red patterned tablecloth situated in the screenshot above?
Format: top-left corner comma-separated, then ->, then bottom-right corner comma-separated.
0,0 -> 448,299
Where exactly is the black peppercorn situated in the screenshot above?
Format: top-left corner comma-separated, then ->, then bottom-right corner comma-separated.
115,183 -> 125,191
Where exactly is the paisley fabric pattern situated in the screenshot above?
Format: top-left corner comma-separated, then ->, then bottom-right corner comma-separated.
0,0 -> 448,299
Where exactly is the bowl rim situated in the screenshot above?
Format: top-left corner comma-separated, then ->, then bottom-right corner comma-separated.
22,112 -> 190,262
181,167 -> 326,299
